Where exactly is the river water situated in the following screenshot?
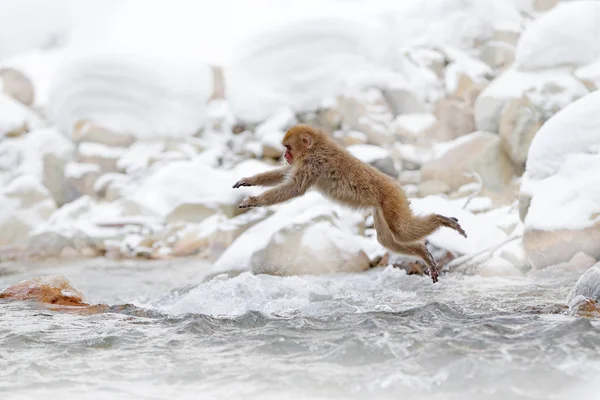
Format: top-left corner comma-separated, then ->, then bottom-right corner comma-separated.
1,258 -> 599,400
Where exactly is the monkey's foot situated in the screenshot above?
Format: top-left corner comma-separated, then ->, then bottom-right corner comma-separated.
429,266 -> 439,283
239,197 -> 257,208
437,215 -> 467,238
233,179 -> 253,189
424,247 -> 439,283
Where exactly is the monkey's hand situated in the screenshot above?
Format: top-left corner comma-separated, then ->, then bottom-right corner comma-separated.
233,178 -> 253,189
239,196 -> 258,208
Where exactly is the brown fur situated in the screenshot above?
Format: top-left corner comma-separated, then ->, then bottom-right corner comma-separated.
233,124 -> 467,283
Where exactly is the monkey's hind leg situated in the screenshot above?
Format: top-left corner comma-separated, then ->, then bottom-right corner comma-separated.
381,205 -> 467,242
384,240 -> 439,283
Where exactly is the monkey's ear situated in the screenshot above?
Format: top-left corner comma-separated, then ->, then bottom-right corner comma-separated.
301,133 -> 313,148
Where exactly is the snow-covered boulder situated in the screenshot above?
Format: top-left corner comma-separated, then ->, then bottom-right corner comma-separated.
420,132 -> 517,192
171,208 -> 272,259
515,2 -> 600,71
47,54 -> 213,139
209,192 -> 378,278
475,68 -> 588,134
252,219 -> 372,276
0,175 -> 56,248
520,90 -> 600,268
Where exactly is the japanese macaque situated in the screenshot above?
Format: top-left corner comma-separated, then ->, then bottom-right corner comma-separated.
233,124 -> 467,283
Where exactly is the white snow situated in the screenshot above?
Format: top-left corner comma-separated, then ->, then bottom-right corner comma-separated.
515,1 -> 600,70
394,113 -> 437,136
0,127 -> 73,184
127,159 -> 272,217
0,93 -> 42,137
410,195 -> 509,255
346,144 -> 390,163
47,53 -> 212,139
521,90 -> 600,231
78,142 -> 126,159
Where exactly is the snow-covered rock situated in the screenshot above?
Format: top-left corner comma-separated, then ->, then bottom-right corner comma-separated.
0,93 -> 41,137
209,192 -> 377,277
475,68 -> 588,134
515,2 -> 600,71
0,67 -> 34,106
0,127 -> 73,187
336,88 -> 397,146
127,159 -> 272,218
76,142 -> 127,173
171,208 -> 272,259
566,261 -> 600,308
47,54 -> 212,139
432,97 -> 476,141
252,219 -> 372,276
0,175 -> 56,248
347,144 -> 398,178
421,132 -> 517,192
520,90 -> 600,268
72,121 -> 135,147
499,96 -> 543,168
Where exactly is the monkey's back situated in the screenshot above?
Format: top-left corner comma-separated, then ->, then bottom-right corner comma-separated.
312,143 -> 407,209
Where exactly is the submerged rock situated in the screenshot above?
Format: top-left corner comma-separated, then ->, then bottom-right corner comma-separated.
0,275 -> 88,306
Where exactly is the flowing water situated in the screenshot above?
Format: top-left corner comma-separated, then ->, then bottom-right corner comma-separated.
1,258 -> 600,400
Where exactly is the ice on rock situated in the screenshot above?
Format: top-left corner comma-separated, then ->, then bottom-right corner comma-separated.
47,54 -> 212,139
515,2 -> 600,71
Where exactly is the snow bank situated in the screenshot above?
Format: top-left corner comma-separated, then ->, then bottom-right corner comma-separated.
47,54 -> 212,139
378,0 -> 522,52
225,16 -> 384,122
521,90 -> 600,231
515,1 -> 600,70
128,159 -> 272,217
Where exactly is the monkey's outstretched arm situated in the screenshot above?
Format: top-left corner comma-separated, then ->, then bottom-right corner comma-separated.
239,169 -> 313,208
233,166 -> 291,188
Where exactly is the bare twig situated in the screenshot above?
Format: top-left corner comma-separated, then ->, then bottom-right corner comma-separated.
442,233 -> 523,273
462,172 -> 483,210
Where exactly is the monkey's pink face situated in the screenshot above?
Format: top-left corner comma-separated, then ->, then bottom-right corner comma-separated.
284,145 -> 293,164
